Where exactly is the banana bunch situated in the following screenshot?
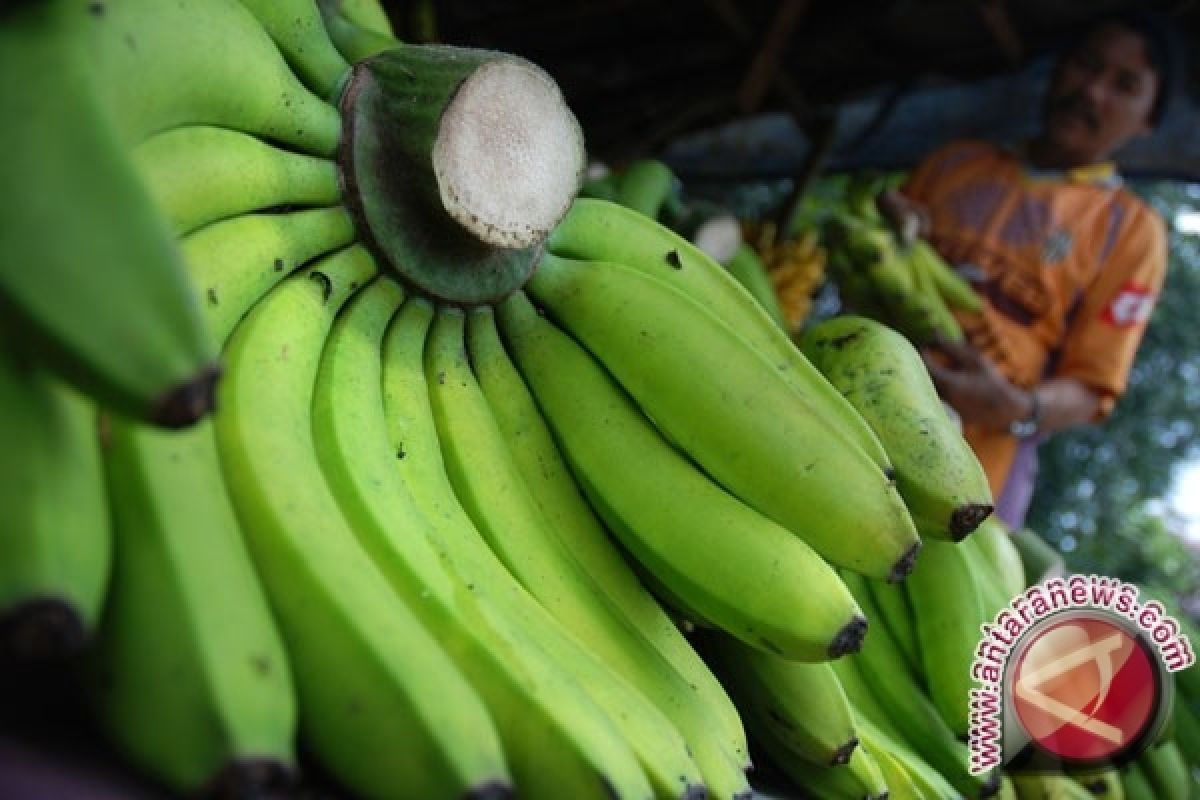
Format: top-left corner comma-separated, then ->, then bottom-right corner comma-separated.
823,203 -> 982,346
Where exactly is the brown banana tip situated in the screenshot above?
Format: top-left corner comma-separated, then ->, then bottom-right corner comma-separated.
682,782 -> 709,800
0,598 -> 88,663
203,757 -> 297,798
950,503 -> 995,540
887,540 -> 923,583
463,779 -> 515,800
979,770 -> 1002,798
151,362 -> 223,429
831,737 -> 859,766
829,614 -> 868,658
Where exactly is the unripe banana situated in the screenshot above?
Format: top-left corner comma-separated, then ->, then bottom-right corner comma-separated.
1,1 -> 218,427
699,632 -> 858,767
863,578 -> 923,678
801,314 -> 993,541
87,0 -> 341,155
89,419 -> 296,795
528,253 -> 919,581
1070,766 -> 1125,799
426,307 -> 706,799
318,0 -> 401,64
725,243 -> 789,330
1138,740 -> 1190,800
133,127 -> 341,236
497,290 -> 865,660
466,307 -> 750,774
214,246 -> 510,799
237,0 -> 351,100
312,278 -> 652,800
970,516 -> 1028,600
760,729 -> 887,800
0,347 -> 109,663
910,238 -> 983,312
614,159 -> 676,219
546,198 -> 894,477
181,207 -> 356,345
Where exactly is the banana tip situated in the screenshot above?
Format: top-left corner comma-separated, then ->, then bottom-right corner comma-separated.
150,362 -> 223,429
831,737 -> 859,766
202,757 -> 297,798
951,503 -> 995,540
829,614 -> 868,658
462,779 -> 515,800
887,540 -> 923,583
0,598 -> 87,662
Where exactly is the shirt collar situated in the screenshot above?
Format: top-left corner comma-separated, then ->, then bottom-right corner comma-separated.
1005,141 -> 1124,188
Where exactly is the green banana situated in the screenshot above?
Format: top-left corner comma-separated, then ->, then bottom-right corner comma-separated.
381,298 -> 710,800
528,253 -> 919,580
90,419 -> 296,795
1173,691 -> 1200,766
581,172 -> 622,202
546,198 -> 894,478
214,246 -> 510,799
866,740 -> 925,800
0,347 -> 109,662
760,729 -> 887,800
847,691 -> 961,800
905,242 -> 965,343
910,238 -> 982,312
1139,740 -> 1190,800
426,306 -> 707,799
615,159 -> 676,219
87,0 -> 341,156
311,278 -> 653,800
801,314 -> 993,541
466,307 -> 750,771
133,127 -> 341,236
864,578 -> 923,678
318,0 -> 401,63
0,1 -> 218,427
1120,762 -> 1156,800
496,289 -> 864,660
970,517 -> 1027,601
904,539 -> 991,737
182,207 -> 356,345
237,0 -> 351,100
330,0 -> 395,35
1011,772 -> 1096,799
699,633 -> 858,767
1009,528 -> 1065,586
840,569 -> 992,798
725,243 -> 789,330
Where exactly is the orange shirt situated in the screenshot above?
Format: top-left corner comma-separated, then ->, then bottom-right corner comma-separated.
903,140 -> 1168,494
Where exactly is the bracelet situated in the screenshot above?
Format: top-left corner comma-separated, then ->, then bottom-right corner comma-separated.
1009,388 -> 1041,439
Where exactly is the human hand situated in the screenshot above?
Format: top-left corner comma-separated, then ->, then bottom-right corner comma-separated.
921,340 -> 1033,432
875,188 -> 930,245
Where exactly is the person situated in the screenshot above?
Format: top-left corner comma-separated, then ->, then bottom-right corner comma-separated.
877,10 -> 1173,529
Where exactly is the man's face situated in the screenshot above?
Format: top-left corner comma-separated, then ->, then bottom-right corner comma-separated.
1042,24 -> 1159,165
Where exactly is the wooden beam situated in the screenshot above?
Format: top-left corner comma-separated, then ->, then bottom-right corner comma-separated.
737,0 -> 811,114
775,110 -> 840,244
976,0 -> 1024,66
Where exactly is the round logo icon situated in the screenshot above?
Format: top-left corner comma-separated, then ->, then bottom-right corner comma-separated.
1009,613 -> 1162,763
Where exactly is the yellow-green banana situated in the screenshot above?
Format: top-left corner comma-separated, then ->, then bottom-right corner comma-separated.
318,0 -> 401,63
90,419 -> 296,795
1138,740 -> 1190,800
904,539 -> 992,737
466,307 -> 750,773
215,246 -> 510,799
546,198 -> 894,477
1,1 -> 218,427
1119,762 -> 1156,800
801,314 -> 993,541
528,253 -> 919,580
182,207 -> 356,345
133,127 -> 341,236
615,159 -> 676,219
426,306 -> 706,799
237,0 -> 351,100
699,633 -> 858,767
762,730 -> 887,800
311,278 -> 653,800
87,0 -> 341,156
1012,772 -> 1100,800
840,569 -> 993,798
971,517 -> 1028,601
910,238 -> 982,312
725,243 -> 788,330
382,298 -> 684,800
0,347 -> 108,662
497,290 -> 864,660
864,578 -> 923,678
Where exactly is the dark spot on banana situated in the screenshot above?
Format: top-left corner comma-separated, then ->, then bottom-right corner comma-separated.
396,445 -> 406,459
830,331 -> 862,349
123,33 -> 136,51
665,249 -> 683,269
87,2 -> 105,16
206,288 -> 218,306
437,370 -> 446,385
273,258 -> 284,272
309,270 -> 333,303
251,654 -> 272,676
765,706 -> 795,730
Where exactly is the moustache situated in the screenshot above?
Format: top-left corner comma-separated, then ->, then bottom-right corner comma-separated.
1049,93 -> 1099,130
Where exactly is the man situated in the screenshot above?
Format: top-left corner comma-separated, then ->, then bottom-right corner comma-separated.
879,11 -> 1172,528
